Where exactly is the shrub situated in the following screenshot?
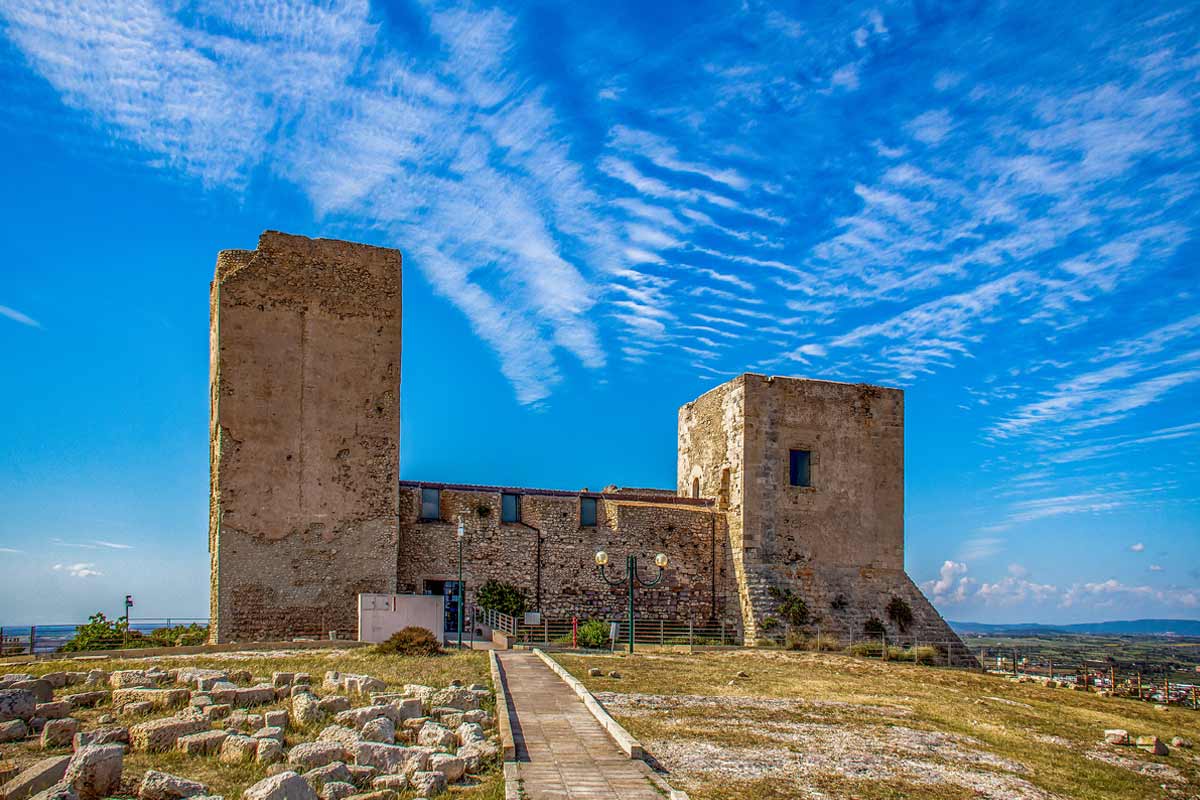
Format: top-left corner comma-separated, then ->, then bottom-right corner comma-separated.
911,645 -> 940,665
759,616 -> 779,631
576,619 -> 610,649
885,596 -> 914,633
374,626 -> 442,656
767,586 -> 812,627
477,580 -> 526,618
62,612 -> 137,652
863,616 -> 887,637
830,594 -> 849,612
849,641 -> 884,658
886,645 -> 910,661
145,624 -> 209,647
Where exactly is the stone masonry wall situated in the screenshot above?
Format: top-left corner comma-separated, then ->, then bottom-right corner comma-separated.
209,231 -> 402,642
396,484 -> 738,628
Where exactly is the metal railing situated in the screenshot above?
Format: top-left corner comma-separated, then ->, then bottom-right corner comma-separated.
0,619 -> 210,657
470,611 -> 740,648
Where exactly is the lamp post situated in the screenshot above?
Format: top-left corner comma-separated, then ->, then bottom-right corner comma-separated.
456,517 -> 465,650
595,550 -> 668,654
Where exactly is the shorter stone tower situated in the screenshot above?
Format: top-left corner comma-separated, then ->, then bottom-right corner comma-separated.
209,231 -> 403,643
679,374 -> 973,663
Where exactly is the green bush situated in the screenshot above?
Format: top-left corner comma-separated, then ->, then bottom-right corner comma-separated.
62,612 -> 137,652
849,641 -> 884,658
863,616 -> 887,637
767,586 -> 812,627
374,626 -> 442,656
911,645 -> 940,664
576,619 -> 610,649
477,580 -> 526,618
145,624 -> 208,647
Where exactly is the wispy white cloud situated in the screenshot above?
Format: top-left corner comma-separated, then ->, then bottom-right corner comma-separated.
1129,542 -> 1146,552
0,304 -> 40,327
51,538 -> 134,550
923,560 -> 975,604
53,563 -> 102,578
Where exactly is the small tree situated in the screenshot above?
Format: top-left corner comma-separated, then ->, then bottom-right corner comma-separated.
885,596 -> 914,633
863,616 -> 887,637
477,580 -> 526,618
576,619 -> 610,649
768,586 -> 812,627
62,612 -> 138,652
830,594 -> 849,612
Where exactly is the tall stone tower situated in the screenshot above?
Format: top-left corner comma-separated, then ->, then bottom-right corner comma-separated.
209,231 -> 402,643
679,374 -> 973,663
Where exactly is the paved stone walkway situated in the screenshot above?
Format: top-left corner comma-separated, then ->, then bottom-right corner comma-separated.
497,651 -> 665,800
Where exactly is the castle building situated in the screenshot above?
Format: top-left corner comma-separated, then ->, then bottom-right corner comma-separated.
209,231 -> 973,664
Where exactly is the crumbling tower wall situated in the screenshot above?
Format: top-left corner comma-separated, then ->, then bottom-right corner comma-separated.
209,231 -> 402,643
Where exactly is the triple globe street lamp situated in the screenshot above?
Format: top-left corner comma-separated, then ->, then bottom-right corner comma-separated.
595,550 -> 668,654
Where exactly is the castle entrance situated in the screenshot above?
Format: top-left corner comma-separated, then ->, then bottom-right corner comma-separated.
422,579 -> 462,634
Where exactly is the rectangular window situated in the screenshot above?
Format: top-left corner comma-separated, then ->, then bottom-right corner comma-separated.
580,496 -> 597,526
420,487 -> 441,520
789,450 -> 812,487
501,493 -> 521,523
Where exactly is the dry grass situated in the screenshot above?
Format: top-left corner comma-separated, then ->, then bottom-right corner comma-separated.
0,647 -> 499,799
555,649 -> 1200,800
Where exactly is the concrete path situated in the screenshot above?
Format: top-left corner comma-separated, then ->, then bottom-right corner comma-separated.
496,651 -> 665,800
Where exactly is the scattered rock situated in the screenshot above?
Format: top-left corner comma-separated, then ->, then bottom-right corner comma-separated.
415,722 -> 455,751
177,730 -> 229,756
256,738 -> 284,765
302,761 -> 353,791
0,718 -> 29,742
109,671 -> 157,690
455,722 -> 485,746
1104,729 -> 1130,745
242,771 -> 318,800
218,735 -> 258,765
272,673 -> 295,689
0,756 -> 72,800
461,709 -> 490,726
1135,735 -> 1168,755
62,744 -> 123,800
1170,736 -> 1192,748
318,697 -> 351,715
138,771 -> 208,800
28,783 -> 77,800
254,727 -> 285,743
66,692 -> 108,709
319,783 -> 356,800
204,704 -> 231,722
343,765 -> 376,787
73,726 -> 129,749
129,716 -> 209,752
608,671 -> 621,679
289,742 -> 349,771
456,740 -> 499,773
408,771 -> 446,797
317,725 -> 363,749
401,685 -> 436,705
265,710 -> 289,729
361,718 -> 395,744
0,688 -> 38,721
427,689 -> 477,712
587,668 -> 602,677
352,743 -> 431,775
293,693 -> 323,725
369,775 -> 406,792
42,719 -> 80,749
428,754 -> 464,783
735,671 -> 749,678
112,689 -> 189,713
121,702 -> 154,717
11,681 -> 54,703
35,702 -> 72,720
342,792 -> 394,800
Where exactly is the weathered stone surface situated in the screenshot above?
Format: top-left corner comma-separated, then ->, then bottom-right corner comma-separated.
35,702 -> 72,721
352,744 -> 431,776
254,726 -> 285,742
121,702 -> 154,717
112,689 -> 189,713
460,709 -> 490,726
415,723 -> 454,751
293,693 -> 322,725
66,692 -> 108,709
109,671 -> 158,689
272,674 -> 295,689
42,719 -> 80,749
360,718 -> 394,745
288,743 -> 348,771
208,682 -> 238,705
319,782 -> 356,800
176,669 -> 228,691
2,686 -> 42,714
256,738 -> 284,765
454,722 -> 484,746
138,770 -> 209,800
401,686 -> 435,705
227,712 -> 265,732
408,771 -> 446,798
10,681 -> 53,703
62,744 -> 124,800
302,762 -> 352,792
129,716 -> 209,752
72,726 -> 129,749
28,783 -> 77,800
0,757 -> 72,800
334,707 -> 385,730
40,674 -> 68,690
265,710 -> 289,729
456,740 -> 498,773
427,689 -> 477,712
1171,736 -> 1192,748
204,704 -> 232,721
0,673 -> 34,687
1136,735 -> 1168,755
368,776 -> 406,793
0,718 -> 29,741
177,730 -> 229,756
435,711 -> 463,730
243,772 -> 318,800
342,792 -> 394,800
317,697 -> 351,715
343,765 -> 375,787
234,686 -> 277,707
218,734 -> 258,765
428,754 -> 464,784
317,725 -> 363,749
1104,729 -> 1130,745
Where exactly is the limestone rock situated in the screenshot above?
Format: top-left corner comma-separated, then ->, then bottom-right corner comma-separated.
204,704 -> 232,721
273,673 -> 295,689
428,754 -> 464,783
334,707 -> 385,730
293,693 -> 323,725
36,702 -> 72,720
369,776 -> 406,792
456,740 -> 498,773
302,762 -> 353,791
28,783 -> 77,800
66,692 -> 108,709
62,744 -> 124,800
138,771 -> 208,800
73,726 -> 129,749
352,743 -> 430,775
227,712 -> 265,732
1103,729 -> 1130,745
129,716 -> 209,752
427,689 -> 476,711
360,718 -> 395,744
317,725 -> 363,749
461,709 -> 490,726
455,722 -> 484,746
256,739 -> 284,765
112,688 -> 189,713
401,685 -> 435,705
0,756 -> 72,800
343,765 -> 375,787
109,671 -> 158,689
1135,735 -> 1168,755
408,771 -> 446,798
318,697 -> 351,715
0,718 -> 29,742
42,719 -> 80,749
342,793 -> 394,800
11,680 -> 54,703
415,723 -> 454,751
235,685 -> 277,707
265,710 -> 289,729
288,742 -> 348,771
122,702 -> 154,717
254,726 -> 285,742
177,730 -> 229,756
319,782 -> 356,800
218,734 -> 258,765
586,668 -> 602,677
0,688 -> 38,721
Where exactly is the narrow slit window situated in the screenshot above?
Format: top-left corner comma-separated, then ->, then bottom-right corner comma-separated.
789,450 -> 811,487
501,493 -> 521,523
580,497 -> 597,526
420,487 -> 441,520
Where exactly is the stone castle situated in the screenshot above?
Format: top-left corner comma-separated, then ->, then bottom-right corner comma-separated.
209,231 -> 973,664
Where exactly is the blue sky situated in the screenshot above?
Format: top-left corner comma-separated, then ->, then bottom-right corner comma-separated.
1,0 -> 1197,625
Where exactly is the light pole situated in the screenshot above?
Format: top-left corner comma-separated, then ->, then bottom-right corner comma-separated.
595,550 -> 668,654
457,517 -> 465,650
